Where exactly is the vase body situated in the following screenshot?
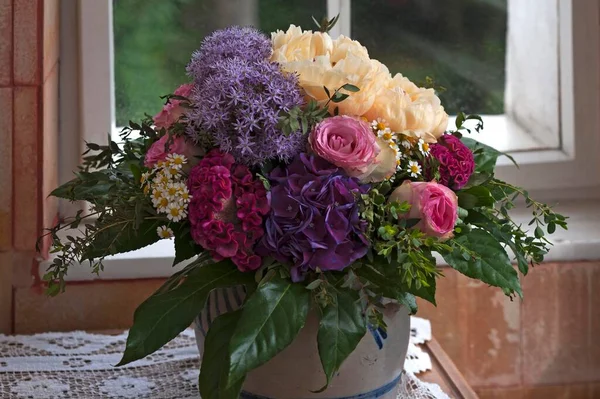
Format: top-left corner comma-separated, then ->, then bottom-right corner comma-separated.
193,287 -> 410,399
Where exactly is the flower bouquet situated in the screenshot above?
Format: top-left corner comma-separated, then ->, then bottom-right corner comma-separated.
41,19 -> 567,399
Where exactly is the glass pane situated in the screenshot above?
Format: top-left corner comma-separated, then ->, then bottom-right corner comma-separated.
112,0 -> 326,126
351,0 -> 507,115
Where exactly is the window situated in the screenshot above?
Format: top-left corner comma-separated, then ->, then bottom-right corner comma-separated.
54,0 -> 600,280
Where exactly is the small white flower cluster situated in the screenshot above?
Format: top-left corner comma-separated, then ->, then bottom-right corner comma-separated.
370,118 -> 430,178
141,154 -> 193,238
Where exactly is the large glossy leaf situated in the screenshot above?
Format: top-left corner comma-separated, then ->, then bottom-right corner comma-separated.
356,264 -> 433,310
461,137 -> 517,174
442,230 -> 522,297
226,276 -> 310,387
82,219 -> 161,260
317,289 -> 367,389
117,260 -> 255,366
173,227 -> 202,266
465,210 -> 529,275
199,311 -> 245,399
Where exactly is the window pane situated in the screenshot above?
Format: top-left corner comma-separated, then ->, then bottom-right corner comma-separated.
112,0 -> 326,126
351,0 -> 507,115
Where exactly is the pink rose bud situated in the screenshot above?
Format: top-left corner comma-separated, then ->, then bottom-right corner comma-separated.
309,116 -> 396,182
389,180 -> 458,240
144,135 -> 203,168
153,83 -> 194,130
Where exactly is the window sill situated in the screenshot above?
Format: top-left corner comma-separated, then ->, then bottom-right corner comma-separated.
39,199 -> 600,281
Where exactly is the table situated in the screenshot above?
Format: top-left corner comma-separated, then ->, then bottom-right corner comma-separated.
419,338 -> 479,399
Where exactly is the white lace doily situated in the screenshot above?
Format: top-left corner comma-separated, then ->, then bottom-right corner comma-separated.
0,317 -> 447,398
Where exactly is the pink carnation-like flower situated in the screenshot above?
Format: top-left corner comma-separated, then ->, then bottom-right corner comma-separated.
389,180 -> 458,241
187,149 -> 270,271
153,83 -> 194,130
428,134 -> 475,190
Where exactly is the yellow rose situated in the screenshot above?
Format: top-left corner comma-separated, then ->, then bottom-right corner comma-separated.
271,25 -> 333,64
364,73 -> 448,142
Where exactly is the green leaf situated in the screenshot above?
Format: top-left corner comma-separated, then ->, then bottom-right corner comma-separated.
82,219 -> 162,260
199,311 -> 246,399
464,210 -> 530,275
457,186 -> 495,209
442,230 -> 522,297
462,172 -> 492,190
316,289 -> 367,390
341,83 -> 360,92
455,112 -> 465,129
117,260 -> 255,366
461,137 -> 517,173
226,276 -> 310,387
173,230 -> 201,266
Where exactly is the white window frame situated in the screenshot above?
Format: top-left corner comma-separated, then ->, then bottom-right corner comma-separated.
52,0 -> 600,281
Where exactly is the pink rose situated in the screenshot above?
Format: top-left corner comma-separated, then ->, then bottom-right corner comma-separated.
389,181 -> 458,240
144,135 -> 203,168
153,83 -> 194,130
309,116 -> 395,182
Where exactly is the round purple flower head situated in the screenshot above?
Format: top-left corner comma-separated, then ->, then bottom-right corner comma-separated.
428,134 -> 475,190
186,27 -> 305,166
186,26 -> 272,82
257,153 -> 370,281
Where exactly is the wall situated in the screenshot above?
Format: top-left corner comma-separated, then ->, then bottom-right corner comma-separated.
0,0 -> 60,332
0,1 -> 599,398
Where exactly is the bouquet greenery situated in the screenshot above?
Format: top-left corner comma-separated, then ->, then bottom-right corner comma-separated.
40,19 -> 567,398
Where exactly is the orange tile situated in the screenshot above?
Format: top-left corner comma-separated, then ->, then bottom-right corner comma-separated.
13,86 -> 41,251
522,262 -> 600,385
478,384 -> 595,399
0,0 -> 12,86
419,268 -> 521,388
0,251 -> 13,333
0,88 -> 12,251
14,279 -> 166,333
42,0 -> 59,81
42,59 -> 58,255
13,0 -> 41,85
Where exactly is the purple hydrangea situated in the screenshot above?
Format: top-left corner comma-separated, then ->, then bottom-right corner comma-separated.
428,134 -> 475,190
186,26 -> 272,82
187,56 -> 306,166
256,154 -> 370,281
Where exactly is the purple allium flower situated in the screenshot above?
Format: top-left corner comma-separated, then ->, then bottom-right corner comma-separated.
256,153 -> 370,281
186,26 -> 272,82
187,56 -> 306,166
428,134 -> 475,190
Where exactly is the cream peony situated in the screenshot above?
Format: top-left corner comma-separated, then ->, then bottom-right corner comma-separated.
364,73 -> 449,142
271,25 -> 333,64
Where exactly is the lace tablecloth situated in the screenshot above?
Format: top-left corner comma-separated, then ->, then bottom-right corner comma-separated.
0,317 -> 449,399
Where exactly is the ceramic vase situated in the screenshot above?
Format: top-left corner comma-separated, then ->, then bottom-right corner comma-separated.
193,287 -> 410,399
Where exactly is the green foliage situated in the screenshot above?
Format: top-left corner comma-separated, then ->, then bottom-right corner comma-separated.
226,275 -> 310,388
117,260 -> 256,366
173,226 -> 202,266
461,136 -> 517,173
316,289 -> 367,390
442,230 -> 522,297
199,311 -> 246,399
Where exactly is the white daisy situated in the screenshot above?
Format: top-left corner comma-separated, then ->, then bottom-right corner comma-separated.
418,139 -> 431,156
164,182 -> 181,200
371,118 -> 388,133
166,203 -> 186,222
377,127 -> 394,142
140,172 -> 151,186
401,140 -> 412,149
154,196 -> 170,212
156,225 -> 174,239
166,153 -> 187,169
407,161 -> 422,178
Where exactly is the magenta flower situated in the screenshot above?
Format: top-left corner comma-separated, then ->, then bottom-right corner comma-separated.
187,150 -> 270,271
428,134 -> 475,190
